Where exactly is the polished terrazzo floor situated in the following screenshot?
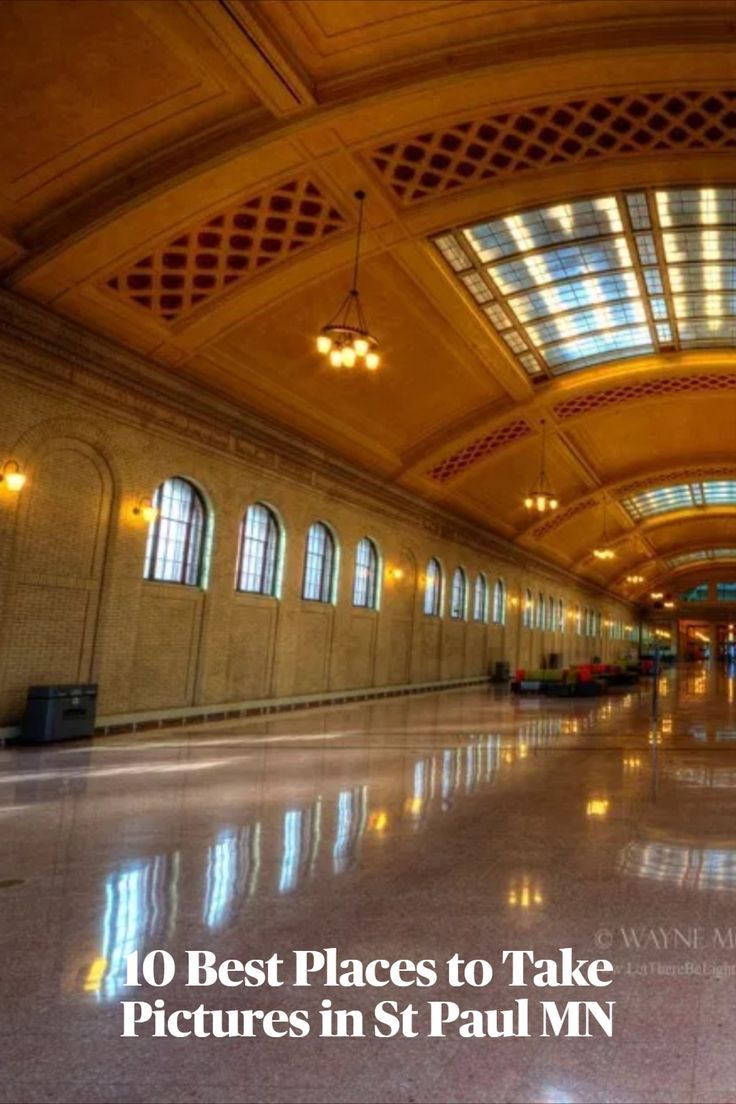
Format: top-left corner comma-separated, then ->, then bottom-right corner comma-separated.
2,666 -> 736,1103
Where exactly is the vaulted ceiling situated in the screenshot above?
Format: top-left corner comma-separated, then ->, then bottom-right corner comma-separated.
3,0 -> 736,602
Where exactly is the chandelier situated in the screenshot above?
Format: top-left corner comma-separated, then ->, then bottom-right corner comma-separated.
316,190 -> 380,370
593,500 -> 616,560
524,419 -> 558,513
625,574 -> 644,584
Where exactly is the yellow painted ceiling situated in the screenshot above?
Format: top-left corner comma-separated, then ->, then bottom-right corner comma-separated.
3,0 -> 736,600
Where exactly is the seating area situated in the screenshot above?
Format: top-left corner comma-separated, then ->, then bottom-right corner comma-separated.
511,661 -> 641,696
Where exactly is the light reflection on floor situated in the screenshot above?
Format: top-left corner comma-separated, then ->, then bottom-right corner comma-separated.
2,666 -> 736,1102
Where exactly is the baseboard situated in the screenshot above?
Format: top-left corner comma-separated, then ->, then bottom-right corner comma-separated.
0,675 -> 493,743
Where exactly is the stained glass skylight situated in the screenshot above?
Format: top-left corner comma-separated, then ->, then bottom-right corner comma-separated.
667,549 -> 736,569
622,481 -> 736,521
434,186 -> 736,379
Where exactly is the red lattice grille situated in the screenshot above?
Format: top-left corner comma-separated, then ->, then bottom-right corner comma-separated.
368,90 -> 736,205
554,374 -> 736,420
106,177 -> 346,322
426,419 -> 532,483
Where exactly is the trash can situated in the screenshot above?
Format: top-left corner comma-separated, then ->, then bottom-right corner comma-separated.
21,684 -> 98,744
492,661 -> 511,682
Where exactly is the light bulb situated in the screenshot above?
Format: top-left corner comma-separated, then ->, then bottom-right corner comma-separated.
549,498 -> 558,510
524,496 -> 533,509
329,348 -> 344,368
354,337 -> 369,357
3,469 -> 26,492
341,346 -> 357,367
142,505 -> 159,524
317,333 -> 332,354
536,494 -> 546,512
365,351 -> 380,370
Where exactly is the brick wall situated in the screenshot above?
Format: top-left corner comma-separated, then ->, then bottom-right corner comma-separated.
0,298 -> 636,726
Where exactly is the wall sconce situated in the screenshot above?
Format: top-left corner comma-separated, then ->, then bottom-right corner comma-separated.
386,566 -> 404,581
586,797 -> 610,818
0,459 -> 26,492
509,595 -> 520,608
650,591 -> 664,600
663,600 -> 675,609
132,497 -> 158,524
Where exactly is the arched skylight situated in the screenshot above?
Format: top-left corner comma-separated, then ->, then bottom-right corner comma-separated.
621,480 -> 736,520
434,186 -> 736,379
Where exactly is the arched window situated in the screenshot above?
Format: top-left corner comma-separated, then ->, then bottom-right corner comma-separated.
536,592 -> 545,630
424,558 -> 442,616
548,595 -> 555,629
353,538 -> 379,608
302,522 -> 336,602
144,477 -> 207,586
237,503 -> 280,595
473,573 -> 488,622
450,568 -> 467,620
557,598 -> 565,632
574,604 -> 582,635
523,588 -> 533,628
492,578 -> 506,625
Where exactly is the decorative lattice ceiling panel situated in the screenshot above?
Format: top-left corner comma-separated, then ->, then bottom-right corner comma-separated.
425,418 -> 531,483
369,91 -> 736,206
553,373 -> 736,419
434,186 -> 736,380
105,177 -> 346,323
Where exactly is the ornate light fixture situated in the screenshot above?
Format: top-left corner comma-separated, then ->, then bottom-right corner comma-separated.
316,190 -> 380,370
626,574 -> 645,584
523,419 -> 558,513
593,500 -> 616,561
0,459 -> 26,492
132,496 -> 159,524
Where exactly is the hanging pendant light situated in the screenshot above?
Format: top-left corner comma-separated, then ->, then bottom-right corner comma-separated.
316,190 -> 380,370
523,419 -> 559,513
593,500 -> 616,560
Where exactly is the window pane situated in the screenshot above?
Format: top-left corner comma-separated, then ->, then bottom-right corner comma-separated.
682,583 -> 709,601
450,568 -> 466,619
523,589 -> 533,628
473,575 -> 487,621
303,523 -> 334,602
238,504 -> 279,594
492,579 -> 506,625
424,559 -> 441,616
144,477 -> 205,586
353,538 -> 378,608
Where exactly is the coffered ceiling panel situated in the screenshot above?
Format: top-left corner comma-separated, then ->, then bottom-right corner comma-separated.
563,401 -> 736,486
0,0 -> 263,227
205,255 -> 506,467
